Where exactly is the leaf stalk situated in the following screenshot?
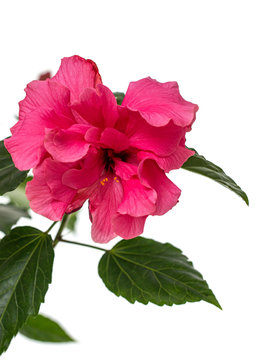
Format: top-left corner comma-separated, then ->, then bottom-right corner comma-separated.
59,238 -> 107,252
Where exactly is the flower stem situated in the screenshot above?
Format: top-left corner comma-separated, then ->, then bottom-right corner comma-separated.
59,238 -> 107,252
45,221 -> 58,234
52,214 -> 69,248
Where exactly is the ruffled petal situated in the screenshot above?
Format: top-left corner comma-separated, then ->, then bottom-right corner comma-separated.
113,214 -> 147,239
124,110 -> 185,156
72,84 -> 118,128
100,128 -> 129,153
44,124 -> 90,162
114,159 -> 137,180
96,84 -> 119,128
117,178 -> 156,217
26,178 -> 66,221
138,159 -> 181,215
52,55 -> 102,101
137,146 -> 195,172
84,127 -> 101,144
44,159 -> 77,202
19,79 -> 74,127
62,147 -> 104,189
122,77 -> 198,127
26,159 -> 76,220
71,88 -> 103,127
5,108 -> 63,170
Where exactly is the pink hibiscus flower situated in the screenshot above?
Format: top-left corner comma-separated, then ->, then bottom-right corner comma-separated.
5,56 -> 198,243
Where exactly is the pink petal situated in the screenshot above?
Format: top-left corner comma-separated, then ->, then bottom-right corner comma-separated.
26,178 -> 66,221
19,79 -> 74,127
44,159 -> 77,202
124,110 -> 185,156
138,146 -> 195,172
138,159 -> 181,215
72,84 -> 118,128
6,80 -> 77,170
84,127 -> 101,143
117,178 -> 156,217
66,188 -> 90,214
96,84 -> 119,128
114,159 -> 137,180
5,108 -> 61,170
89,176 -> 124,243
100,128 -> 129,153
113,214 -> 147,239
52,55 -> 102,101
62,147 -> 104,189
26,159 -> 76,220
71,88 -> 103,127
122,77 -> 198,127
44,124 -> 90,162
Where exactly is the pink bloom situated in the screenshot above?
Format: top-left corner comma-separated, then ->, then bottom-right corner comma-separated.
5,56 -> 198,243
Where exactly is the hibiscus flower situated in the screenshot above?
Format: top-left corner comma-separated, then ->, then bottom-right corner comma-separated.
5,56 -> 198,243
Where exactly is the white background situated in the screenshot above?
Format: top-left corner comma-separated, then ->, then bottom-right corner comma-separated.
0,0 -> 261,359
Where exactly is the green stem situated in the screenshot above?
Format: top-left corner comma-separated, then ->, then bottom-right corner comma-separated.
45,221 -> 58,234
59,238 -> 107,252
52,214 -> 69,248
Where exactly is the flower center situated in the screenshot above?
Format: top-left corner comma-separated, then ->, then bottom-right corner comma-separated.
103,148 -> 128,172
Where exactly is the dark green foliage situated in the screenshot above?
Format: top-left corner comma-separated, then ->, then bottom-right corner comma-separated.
66,212 -> 78,232
5,176 -> 32,209
182,149 -> 249,205
113,92 -> 125,105
0,204 -> 30,234
0,227 -> 54,354
99,237 -> 221,308
0,140 -> 28,195
20,314 -> 74,343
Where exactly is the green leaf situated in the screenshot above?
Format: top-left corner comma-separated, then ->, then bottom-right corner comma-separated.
113,92 -> 125,105
182,149 -> 249,205
0,140 -> 28,195
66,212 -> 78,233
5,176 -> 32,209
98,237 -> 221,309
0,204 -> 30,234
0,226 -> 54,354
20,314 -> 74,343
